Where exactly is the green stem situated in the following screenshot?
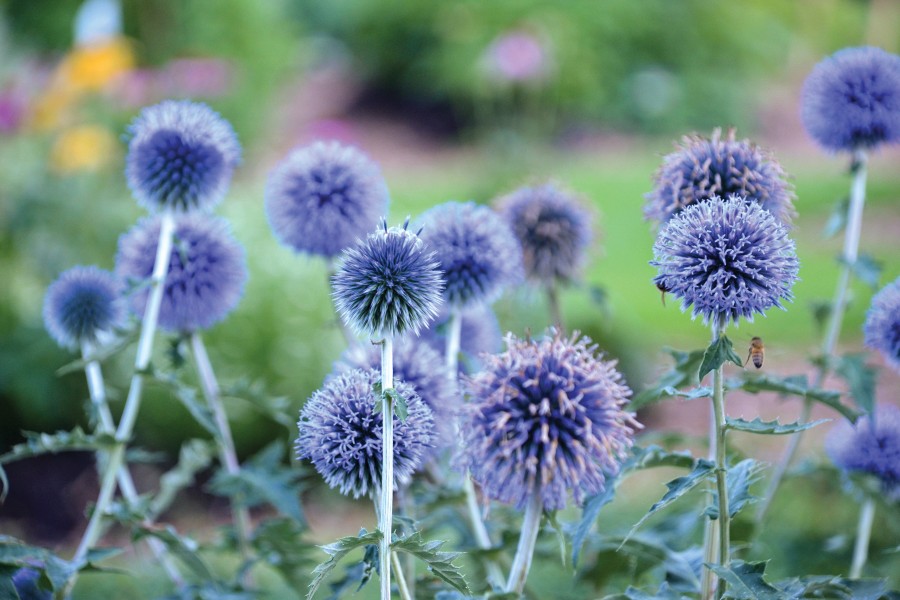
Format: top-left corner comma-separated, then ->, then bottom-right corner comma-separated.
712,358 -> 730,600
850,499 -> 875,578
757,150 -> 868,526
190,333 -> 253,580
505,491 -> 542,595
391,550 -> 413,600
547,284 -> 564,332
380,335 -> 394,600
67,211 -> 175,594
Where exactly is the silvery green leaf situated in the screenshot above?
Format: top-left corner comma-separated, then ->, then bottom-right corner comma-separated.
833,353 -> 876,417
704,459 -> 761,519
699,335 -> 743,382
0,427 -> 117,465
725,417 -> 830,435
392,532 -> 470,595
629,348 -> 706,410
706,560 -> 780,599
308,530 -> 382,600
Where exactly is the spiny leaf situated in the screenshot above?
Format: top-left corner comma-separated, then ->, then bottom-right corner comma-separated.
152,373 -> 221,440
732,372 -> 858,422
384,388 -> 409,422
251,517 -> 315,588
131,523 -> 216,582
699,335 -> 743,382
601,582 -> 690,599
773,574 -> 889,599
833,353 -> 877,417
308,530 -> 382,600
704,459 -> 761,520
622,460 -> 715,546
724,417 -> 830,435
841,253 -> 883,290
706,560 -> 781,599
149,439 -> 215,520
220,378 -> 294,428
0,428 -> 118,465
809,299 -> 832,332
0,536 -> 117,593
391,532 -> 470,595
55,330 -> 139,376
630,348 -> 707,410
593,536 -> 699,593
822,195 -> 849,239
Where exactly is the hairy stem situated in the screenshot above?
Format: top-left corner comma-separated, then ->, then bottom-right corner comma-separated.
712,359 -> 730,600
190,333 -> 253,579
380,335 -> 394,600
547,284 -> 565,332
68,211 -> 175,593
505,491 -> 542,595
757,150 -> 868,525
391,550 -> 413,600
850,498 -> 875,578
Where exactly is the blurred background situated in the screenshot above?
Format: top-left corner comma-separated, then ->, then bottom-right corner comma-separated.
0,0 -> 899,595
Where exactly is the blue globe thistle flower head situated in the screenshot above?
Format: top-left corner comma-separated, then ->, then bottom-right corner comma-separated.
418,201 -> 523,308
335,337 -> 459,449
126,100 -> 241,213
864,276 -> 900,371
332,218 -> 444,337
265,141 -> 390,259
297,368 -> 435,498
651,195 -> 799,327
645,128 -> 795,226
416,303 -> 502,373
12,565 -> 51,600
496,183 -> 592,286
116,213 -> 247,333
43,265 -> 125,350
802,46 -> 900,152
826,403 -> 900,499
459,331 -> 640,511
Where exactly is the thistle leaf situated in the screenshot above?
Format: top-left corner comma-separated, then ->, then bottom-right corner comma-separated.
704,459 -> 761,519
833,353 -> 877,417
601,582 -> 690,599
732,372 -> 858,422
149,439 -> 215,519
629,348 -> 706,410
706,560 -> 781,599
724,417 -> 830,435
698,335 -> 743,382
0,427 -> 117,465
131,524 -> 216,581
391,532 -> 470,595
308,530 -> 382,600
772,574 -> 889,599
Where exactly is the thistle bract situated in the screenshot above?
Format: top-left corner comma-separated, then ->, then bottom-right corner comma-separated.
335,337 -> 458,448
418,201 -> 523,308
417,303 -> 502,371
116,214 -> 247,333
265,141 -> 390,258
802,46 -> 900,152
331,219 -> 444,337
126,100 -> 241,213
297,369 -> 434,498
826,404 -> 900,499
43,265 -> 125,350
460,331 -> 639,511
864,276 -> 900,371
496,183 -> 592,285
645,128 -> 795,225
651,195 -> 799,327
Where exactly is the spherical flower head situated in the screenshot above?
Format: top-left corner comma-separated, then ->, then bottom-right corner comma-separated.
651,195 -> 799,327
826,404 -> 900,499
645,128 -> 795,225
331,219 -> 444,337
459,331 -> 639,511
297,368 -> 435,498
418,201 -> 523,308
864,276 -> 900,371
43,265 -> 125,350
802,46 -> 900,152
126,100 -> 241,213
265,141 -> 390,258
496,183 -> 592,286
116,214 -> 247,333
335,338 -> 459,448
416,303 -> 502,372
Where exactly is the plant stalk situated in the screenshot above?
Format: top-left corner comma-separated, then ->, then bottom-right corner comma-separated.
380,334 -> 394,600
547,284 -> 565,332
850,498 -> 875,578
68,210 -> 175,592
391,550 -> 413,600
190,332 -> 253,577
505,491 -> 542,595
712,358 -> 730,600
756,150 -> 868,525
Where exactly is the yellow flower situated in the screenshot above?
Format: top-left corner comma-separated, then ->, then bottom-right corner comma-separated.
50,125 -> 117,174
59,37 -> 134,92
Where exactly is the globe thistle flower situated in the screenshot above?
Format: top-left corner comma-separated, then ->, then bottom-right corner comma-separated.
802,46 -> 900,152
332,218 -> 444,337
265,141 -> 390,259
496,183 -> 592,286
864,276 -> 900,371
417,303 -> 502,370
645,128 -> 795,225
826,404 -> 900,498
418,201 -> 523,308
126,100 -> 241,213
297,368 -> 435,498
651,195 -> 799,327
116,213 -> 247,333
43,265 -> 125,350
335,337 -> 459,448
459,331 -> 639,511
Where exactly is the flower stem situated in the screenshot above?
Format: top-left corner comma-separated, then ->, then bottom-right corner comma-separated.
547,284 -> 565,332
380,334 -> 394,600
757,150 -> 868,526
68,211 -> 175,592
391,550 -> 413,600
445,307 -> 462,373
850,498 -> 875,578
189,332 -> 253,580
505,491 -> 542,595
712,358 -> 730,600
82,345 -> 183,586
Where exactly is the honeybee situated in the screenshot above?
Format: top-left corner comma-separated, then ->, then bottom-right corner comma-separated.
745,337 -> 765,369
656,281 -> 669,307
